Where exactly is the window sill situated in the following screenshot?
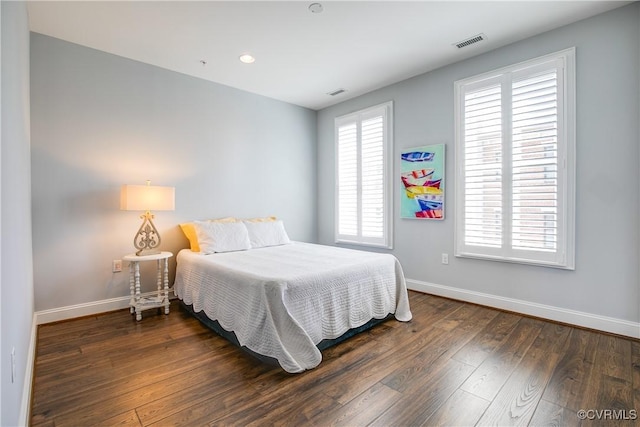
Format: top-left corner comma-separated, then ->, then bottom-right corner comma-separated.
455,251 -> 574,270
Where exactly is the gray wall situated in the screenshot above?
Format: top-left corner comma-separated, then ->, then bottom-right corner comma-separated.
318,4 -> 639,323
1,2 -> 34,425
30,34 -> 317,311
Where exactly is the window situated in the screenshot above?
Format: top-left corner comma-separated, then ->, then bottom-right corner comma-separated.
454,48 -> 575,269
335,102 -> 393,248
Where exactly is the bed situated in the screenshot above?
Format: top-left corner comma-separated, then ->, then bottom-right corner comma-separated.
174,222 -> 412,373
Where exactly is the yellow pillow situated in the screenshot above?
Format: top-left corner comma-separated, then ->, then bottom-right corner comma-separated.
244,216 -> 277,223
180,217 -> 237,252
179,223 -> 200,252
212,216 -> 237,223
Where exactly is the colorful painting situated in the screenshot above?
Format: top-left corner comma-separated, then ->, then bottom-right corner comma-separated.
401,144 -> 445,219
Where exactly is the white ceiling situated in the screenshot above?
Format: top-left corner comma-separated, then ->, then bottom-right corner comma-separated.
27,1 -> 631,110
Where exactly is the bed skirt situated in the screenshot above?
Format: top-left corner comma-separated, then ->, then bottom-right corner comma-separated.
180,301 -> 393,369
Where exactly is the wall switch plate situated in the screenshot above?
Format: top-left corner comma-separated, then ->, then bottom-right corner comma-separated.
11,347 -> 16,383
112,259 -> 122,273
441,253 -> 449,264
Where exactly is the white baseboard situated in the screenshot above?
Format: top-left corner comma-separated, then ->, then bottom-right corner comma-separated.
35,290 -> 175,325
34,281 -> 640,336
407,278 -> 640,339
19,314 -> 37,427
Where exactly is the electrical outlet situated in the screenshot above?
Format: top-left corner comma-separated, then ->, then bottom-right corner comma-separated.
112,259 -> 122,273
441,253 -> 449,265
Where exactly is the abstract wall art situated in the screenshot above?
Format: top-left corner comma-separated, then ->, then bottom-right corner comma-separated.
400,144 -> 445,219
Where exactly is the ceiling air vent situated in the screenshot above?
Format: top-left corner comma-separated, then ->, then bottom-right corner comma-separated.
327,88 -> 347,96
454,33 -> 486,49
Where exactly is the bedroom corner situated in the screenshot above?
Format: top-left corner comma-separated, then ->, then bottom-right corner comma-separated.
29,33 -> 318,321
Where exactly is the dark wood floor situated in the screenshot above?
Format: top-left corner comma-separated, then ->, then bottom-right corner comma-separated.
31,291 -> 639,426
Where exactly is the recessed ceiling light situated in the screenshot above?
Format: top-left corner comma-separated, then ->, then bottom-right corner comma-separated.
239,54 -> 255,64
309,3 -> 323,14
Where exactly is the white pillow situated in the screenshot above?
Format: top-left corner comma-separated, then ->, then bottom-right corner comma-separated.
243,220 -> 291,248
193,220 -> 251,254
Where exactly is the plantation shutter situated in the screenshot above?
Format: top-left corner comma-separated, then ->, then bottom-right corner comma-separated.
455,48 -> 575,269
361,114 -> 385,239
335,102 -> 392,248
463,83 -> 503,249
511,70 -> 559,253
337,122 -> 358,237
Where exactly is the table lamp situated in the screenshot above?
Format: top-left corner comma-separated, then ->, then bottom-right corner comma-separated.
120,180 -> 175,256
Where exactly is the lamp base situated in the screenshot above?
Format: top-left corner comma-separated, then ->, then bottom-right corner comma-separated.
136,249 -> 161,256
133,211 -> 162,256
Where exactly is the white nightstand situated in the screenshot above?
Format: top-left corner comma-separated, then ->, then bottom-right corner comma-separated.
123,251 -> 173,321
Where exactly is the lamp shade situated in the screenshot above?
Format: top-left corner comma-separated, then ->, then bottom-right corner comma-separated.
120,184 -> 175,211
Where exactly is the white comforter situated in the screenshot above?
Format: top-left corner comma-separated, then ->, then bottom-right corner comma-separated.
174,242 -> 412,373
